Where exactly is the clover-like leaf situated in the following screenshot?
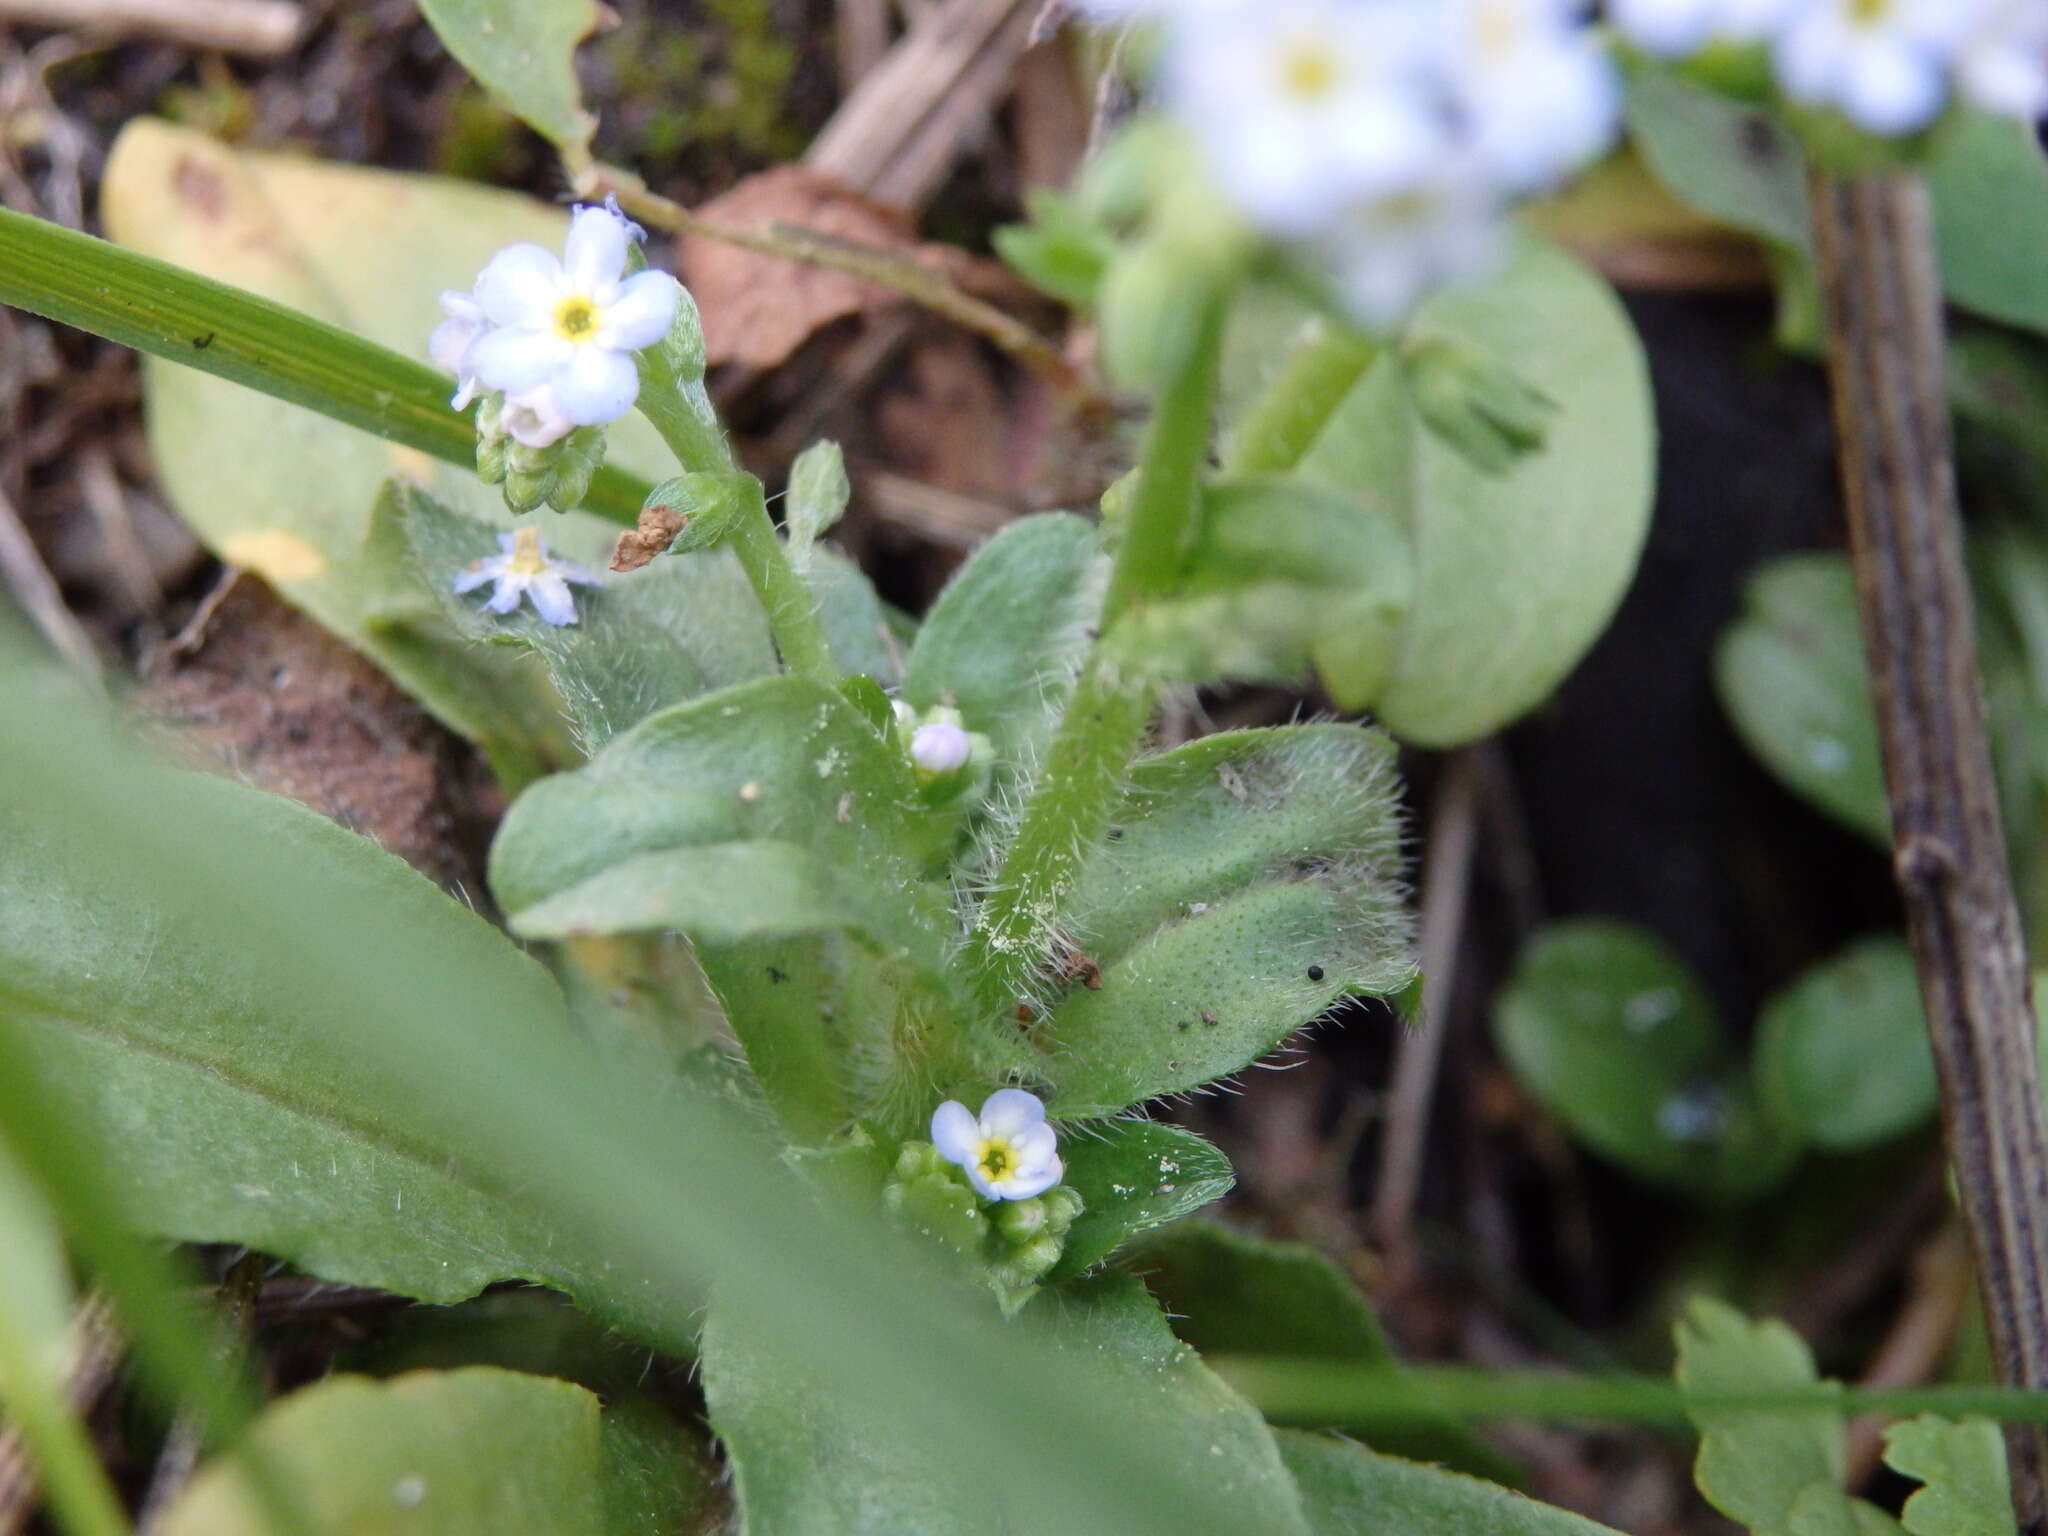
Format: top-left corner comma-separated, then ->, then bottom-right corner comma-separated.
1038,726 -> 1413,1118
1493,921 -> 1798,1200
1885,1417 -> 2016,1536
1715,554 -> 1889,847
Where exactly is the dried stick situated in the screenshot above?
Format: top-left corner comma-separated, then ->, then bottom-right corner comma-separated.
0,0 -> 301,56
1370,747 -> 1482,1252
1809,169 -> 2048,1535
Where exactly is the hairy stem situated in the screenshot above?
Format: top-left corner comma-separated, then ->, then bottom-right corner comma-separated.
1810,169 -> 2048,1535
728,480 -> 841,688
969,306 -> 1223,1005
1221,319 -> 1378,478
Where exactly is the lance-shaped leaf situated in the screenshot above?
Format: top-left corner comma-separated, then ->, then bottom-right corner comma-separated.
703,1275 -> 1311,1536
902,513 -> 1106,774
1281,1430 -> 1624,1536
1037,726 -> 1413,1118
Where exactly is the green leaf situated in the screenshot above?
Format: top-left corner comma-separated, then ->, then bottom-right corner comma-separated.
1134,1222 -> 1512,1479
1928,113 -> 2048,336
0,1139 -> 71,1395
396,479 -> 777,753
785,440 -> 851,559
1885,1418 -> 2016,1536
902,513 -> 1106,774
1677,1297 -> 1845,1535
1279,1429 -> 1623,1536
1492,921 -> 1798,1199
1054,1120 -> 1234,1277
0,771 -> 698,1337
417,0 -> 602,167
704,1274 -> 1312,1536
98,120 -> 672,776
0,207 -> 646,528
804,546 -> 904,687
1755,938 -> 1934,1151
1295,235 -> 1655,746
1623,70 -> 1810,250
1788,1488 -> 1908,1536
995,190 -> 1117,311
155,1367 -> 678,1535
1041,726 -> 1414,1117
1715,553 -> 1890,846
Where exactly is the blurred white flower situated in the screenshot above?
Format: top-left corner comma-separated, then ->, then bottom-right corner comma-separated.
1606,0 -> 1802,58
931,1089 -> 1064,1202
1958,0 -> 2048,119
1163,0 -> 1452,238
1772,0 -> 1983,134
1313,166 -> 1506,327
467,205 -> 681,428
1446,0 -> 1620,192
910,721 -> 973,776
428,289 -> 488,410
453,527 -> 598,627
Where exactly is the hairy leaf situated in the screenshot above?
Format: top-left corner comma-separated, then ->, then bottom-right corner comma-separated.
1054,1120 -> 1233,1277
1280,1430 -> 1620,1536
1036,726 -> 1412,1117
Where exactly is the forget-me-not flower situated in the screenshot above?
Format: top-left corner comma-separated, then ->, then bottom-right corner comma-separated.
931,1089 -> 1064,1202
466,205 -> 682,428
1772,0 -> 1987,134
453,526 -> 599,627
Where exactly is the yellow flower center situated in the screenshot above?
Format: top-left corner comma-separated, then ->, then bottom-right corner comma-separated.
553,296 -> 599,342
1475,1 -> 1519,57
1276,40 -> 1340,102
1848,0 -> 1888,20
976,1139 -> 1015,1183
507,525 -> 548,577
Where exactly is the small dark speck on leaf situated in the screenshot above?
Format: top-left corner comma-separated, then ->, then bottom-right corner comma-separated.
766,965 -> 788,983
1106,826 -> 1123,840
1307,965 -> 1324,982
192,333 -> 215,350
1200,1010 -> 1219,1027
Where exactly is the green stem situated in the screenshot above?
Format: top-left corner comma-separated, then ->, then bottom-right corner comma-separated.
1218,1357 -> 2048,1434
633,349 -> 734,477
969,303 -> 1224,1006
728,481 -> 840,687
0,1307 -> 130,1536
1220,319 -> 1378,479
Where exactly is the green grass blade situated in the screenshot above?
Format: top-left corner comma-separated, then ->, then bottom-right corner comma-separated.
0,207 -> 647,526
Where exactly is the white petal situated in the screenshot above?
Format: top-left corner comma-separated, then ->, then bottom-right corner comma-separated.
428,314 -> 481,376
501,385 -> 575,448
1842,39 -> 1947,133
1009,1120 -> 1060,1167
910,722 -> 972,773
553,557 -> 602,586
472,327 -> 572,394
931,1101 -> 980,1164
475,243 -> 564,327
529,572 -> 580,626
998,1152 -> 1063,1201
452,556 -> 502,594
485,574 -> 524,614
978,1088 -> 1047,1140
599,270 -> 682,351
449,377 -> 479,411
564,205 -> 631,291
496,531 -> 519,552
962,1163 -> 1003,1200
552,346 -> 640,426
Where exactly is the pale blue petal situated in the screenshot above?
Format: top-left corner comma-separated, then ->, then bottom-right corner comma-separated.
474,243 -> 562,327
451,557 -> 501,594
529,573 -> 580,626
485,576 -> 524,614
1010,1121 -> 1059,1167
979,1088 -> 1046,1139
931,1101 -> 980,1165
552,346 -> 639,425
564,205 -> 630,291
599,271 -> 680,351
472,327 -> 571,393
1000,1153 -> 1062,1201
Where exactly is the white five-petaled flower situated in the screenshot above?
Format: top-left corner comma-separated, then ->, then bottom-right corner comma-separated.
429,290 -> 489,410
1446,0 -> 1621,194
1163,0 -> 1453,239
931,1089 -> 1064,1202
453,526 -> 599,627
1607,0 -> 1803,58
1772,0 -> 1987,135
467,205 -> 682,428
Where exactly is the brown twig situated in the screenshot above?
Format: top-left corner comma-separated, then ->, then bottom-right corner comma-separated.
587,169 -> 1094,407
1371,747 -> 1483,1255
0,0 -> 301,56
1810,168 -> 2048,1535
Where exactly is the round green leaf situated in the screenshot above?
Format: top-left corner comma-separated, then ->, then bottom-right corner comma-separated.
1755,938 -> 1934,1152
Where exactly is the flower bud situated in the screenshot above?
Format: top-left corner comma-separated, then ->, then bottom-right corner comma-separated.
1404,335 -> 1554,476
911,721 -> 972,777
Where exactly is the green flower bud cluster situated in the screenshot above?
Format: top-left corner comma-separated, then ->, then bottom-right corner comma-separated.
883,1141 -> 1085,1316
474,393 -> 607,514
